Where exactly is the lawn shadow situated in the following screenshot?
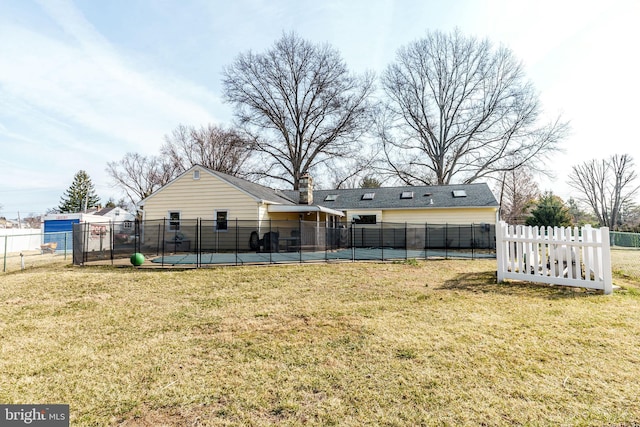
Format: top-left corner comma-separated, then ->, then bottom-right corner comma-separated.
440,270 -> 598,299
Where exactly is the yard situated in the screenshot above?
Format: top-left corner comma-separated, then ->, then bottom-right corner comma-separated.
1,251 -> 640,425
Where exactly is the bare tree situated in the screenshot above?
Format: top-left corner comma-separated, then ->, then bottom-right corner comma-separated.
325,143 -> 385,189
380,29 -> 567,185
222,32 -> 375,189
106,153 -> 178,207
568,154 -> 639,230
496,167 -> 540,224
161,123 -> 254,177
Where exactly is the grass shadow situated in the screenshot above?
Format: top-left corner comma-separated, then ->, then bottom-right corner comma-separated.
440,270 -> 599,299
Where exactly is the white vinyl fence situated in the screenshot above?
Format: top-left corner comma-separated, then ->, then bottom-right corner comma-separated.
496,221 -> 613,294
0,229 -> 43,254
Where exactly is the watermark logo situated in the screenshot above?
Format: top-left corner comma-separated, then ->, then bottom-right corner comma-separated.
0,405 -> 68,426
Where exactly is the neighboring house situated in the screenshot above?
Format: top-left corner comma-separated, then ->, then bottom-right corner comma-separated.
94,207 -> 136,232
138,165 -> 499,228
1,219 -> 30,229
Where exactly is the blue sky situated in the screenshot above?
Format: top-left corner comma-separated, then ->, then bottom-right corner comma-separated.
0,0 -> 638,217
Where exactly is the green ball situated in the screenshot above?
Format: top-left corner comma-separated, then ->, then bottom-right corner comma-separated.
130,253 -> 145,266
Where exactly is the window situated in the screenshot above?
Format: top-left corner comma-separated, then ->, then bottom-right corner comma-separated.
452,190 -> 467,198
324,194 -> 338,201
400,191 -> 414,199
193,170 -> 200,180
168,211 -> 180,231
215,210 -> 228,231
123,221 -> 133,229
353,214 -> 377,224
361,192 -> 375,200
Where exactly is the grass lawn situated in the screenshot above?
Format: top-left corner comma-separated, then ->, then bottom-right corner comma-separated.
1,252 -> 640,426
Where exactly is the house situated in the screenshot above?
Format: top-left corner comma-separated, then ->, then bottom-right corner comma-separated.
137,165 -> 499,251
94,207 -> 136,232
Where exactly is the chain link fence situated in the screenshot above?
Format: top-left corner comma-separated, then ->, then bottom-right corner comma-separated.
1,230 -> 72,273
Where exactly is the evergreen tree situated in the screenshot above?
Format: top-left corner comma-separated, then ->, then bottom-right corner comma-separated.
525,192 -> 572,228
567,198 -> 598,227
58,170 -> 101,213
360,175 -> 382,188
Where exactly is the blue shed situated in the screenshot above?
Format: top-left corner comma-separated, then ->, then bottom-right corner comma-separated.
42,213 -> 104,252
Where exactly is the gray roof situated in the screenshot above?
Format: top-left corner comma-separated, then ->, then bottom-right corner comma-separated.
282,183 -> 499,210
95,207 -> 115,216
207,169 -> 296,205
147,165 -> 497,211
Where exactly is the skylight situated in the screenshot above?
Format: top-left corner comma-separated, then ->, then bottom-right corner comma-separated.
452,190 -> 467,198
324,194 -> 338,201
400,191 -> 414,199
361,192 -> 375,200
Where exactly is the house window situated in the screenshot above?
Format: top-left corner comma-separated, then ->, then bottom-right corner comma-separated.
168,211 -> 180,231
215,210 -> 228,231
193,170 -> 200,180
361,192 -> 375,200
123,221 -> 133,229
353,214 -> 377,225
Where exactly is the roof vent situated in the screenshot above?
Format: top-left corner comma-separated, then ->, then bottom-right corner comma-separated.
452,190 -> 467,198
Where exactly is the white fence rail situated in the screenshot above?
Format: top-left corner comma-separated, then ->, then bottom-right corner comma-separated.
496,221 -> 613,294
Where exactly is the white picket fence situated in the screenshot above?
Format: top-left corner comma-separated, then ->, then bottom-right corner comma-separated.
496,221 -> 613,294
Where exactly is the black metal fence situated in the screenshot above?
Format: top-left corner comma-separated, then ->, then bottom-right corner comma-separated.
73,219 -> 496,266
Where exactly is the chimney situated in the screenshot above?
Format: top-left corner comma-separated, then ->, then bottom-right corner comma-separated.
299,174 -> 313,205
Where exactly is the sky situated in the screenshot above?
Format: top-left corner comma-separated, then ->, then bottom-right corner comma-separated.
0,0 -> 639,218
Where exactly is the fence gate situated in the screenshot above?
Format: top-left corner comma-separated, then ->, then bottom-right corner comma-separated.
496,221 -> 613,294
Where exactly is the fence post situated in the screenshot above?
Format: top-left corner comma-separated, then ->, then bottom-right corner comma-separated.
109,224 -> 113,265
351,222 -> 355,262
3,235 -> 7,272
136,219 -> 141,255
162,218 -> 166,268
405,222 -> 408,260
471,224 -> 475,260
235,219 -> 238,266
269,219 -> 272,264
601,227 -> 613,295
197,218 -> 200,268
445,223 -> 448,259
425,223 -> 429,260
496,221 -> 505,282
380,221 -> 384,261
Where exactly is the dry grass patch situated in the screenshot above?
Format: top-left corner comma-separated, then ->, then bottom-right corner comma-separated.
1,254 -> 640,426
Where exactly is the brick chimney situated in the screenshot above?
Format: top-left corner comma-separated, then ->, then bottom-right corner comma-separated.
299,174 -> 313,205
